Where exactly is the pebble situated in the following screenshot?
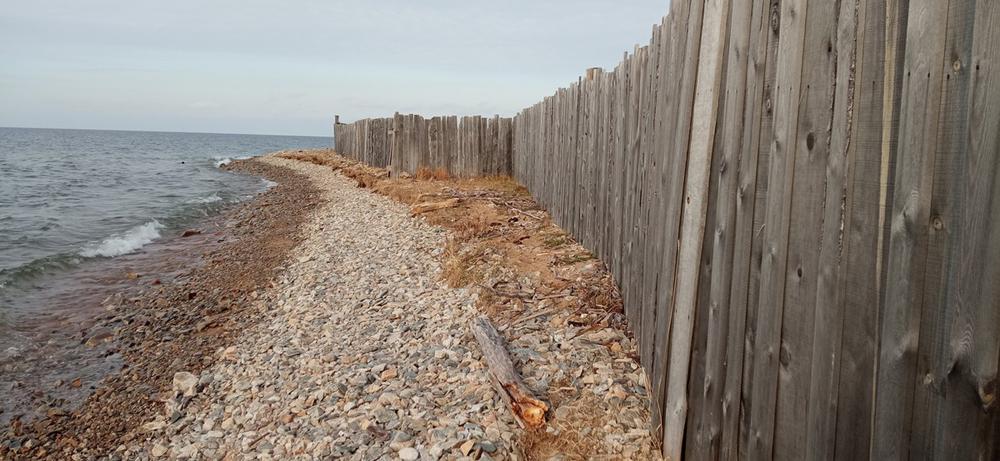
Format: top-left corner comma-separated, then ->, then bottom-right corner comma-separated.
150,444 -> 168,457
172,372 -> 198,397
399,446 -> 420,460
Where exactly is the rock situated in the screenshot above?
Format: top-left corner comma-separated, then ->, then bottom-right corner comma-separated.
380,367 -> 399,380
389,431 -> 413,451
460,439 -> 476,456
479,441 -> 497,453
141,421 -> 166,432
181,229 -> 202,237
398,447 -> 419,460
84,328 -> 114,347
150,444 -> 168,457
173,372 -> 199,397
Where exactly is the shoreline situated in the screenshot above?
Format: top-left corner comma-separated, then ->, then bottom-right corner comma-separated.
4,150 -> 659,460
2,157 -> 324,460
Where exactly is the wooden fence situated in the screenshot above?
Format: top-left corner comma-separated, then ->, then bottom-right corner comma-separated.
334,0 -> 1000,458
334,114 -> 513,177
513,0 -> 1000,459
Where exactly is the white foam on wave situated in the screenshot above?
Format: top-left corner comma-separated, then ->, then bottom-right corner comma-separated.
188,193 -> 223,204
214,155 -> 252,168
79,220 -> 164,258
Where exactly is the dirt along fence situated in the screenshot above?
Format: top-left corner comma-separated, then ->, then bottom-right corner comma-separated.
336,0 -> 1000,458
334,114 -> 513,178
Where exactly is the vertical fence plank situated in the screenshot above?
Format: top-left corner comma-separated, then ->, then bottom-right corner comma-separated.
662,0 -> 729,458
686,0 -> 755,456
746,0 -> 810,458
650,0 -> 700,445
770,0 -> 844,458
872,0 -> 952,458
830,0 -> 882,454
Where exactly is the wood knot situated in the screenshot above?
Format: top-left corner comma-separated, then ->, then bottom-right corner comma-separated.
769,4 -> 780,33
980,379 -> 998,411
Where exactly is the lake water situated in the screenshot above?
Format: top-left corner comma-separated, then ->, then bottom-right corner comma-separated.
0,127 -> 330,423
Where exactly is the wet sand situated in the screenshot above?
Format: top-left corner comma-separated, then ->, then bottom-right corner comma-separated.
1,158 -> 323,460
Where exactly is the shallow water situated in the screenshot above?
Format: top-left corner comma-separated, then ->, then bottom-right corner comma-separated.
0,127 -> 329,423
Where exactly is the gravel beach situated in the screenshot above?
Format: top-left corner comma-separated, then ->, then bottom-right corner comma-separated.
4,154 -> 659,460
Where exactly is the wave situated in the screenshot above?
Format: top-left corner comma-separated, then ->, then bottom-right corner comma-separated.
187,193 -> 223,204
214,155 -> 252,168
79,220 -> 164,258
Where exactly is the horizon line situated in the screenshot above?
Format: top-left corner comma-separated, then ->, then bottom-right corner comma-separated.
0,125 -> 333,139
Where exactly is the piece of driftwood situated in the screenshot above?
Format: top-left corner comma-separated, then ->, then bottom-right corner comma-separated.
470,316 -> 548,429
410,198 -> 460,216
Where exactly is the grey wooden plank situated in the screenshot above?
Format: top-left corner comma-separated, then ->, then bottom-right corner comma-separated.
820,1 -> 889,459
686,0 -> 754,457
906,2 -> 975,457
662,0 -> 730,457
621,49 -> 640,332
798,0 -> 865,459
718,0 -> 780,458
770,0 -> 842,458
640,19 -> 672,386
639,22 -> 664,377
871,0 -> 952,457
745,0 -> 810,458
913,1 -> 1000,459
611,58 -> 628,283
650,0 -> 700,446
955,8 -> 1000,457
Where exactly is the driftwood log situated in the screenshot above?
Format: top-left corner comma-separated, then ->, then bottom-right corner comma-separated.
470,316 -> 548,429
410,198 -> 460,216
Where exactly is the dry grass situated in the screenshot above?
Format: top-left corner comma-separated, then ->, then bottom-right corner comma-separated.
518,390 -> 609,460
415,166 -> 451,181
276,149 -> 386,188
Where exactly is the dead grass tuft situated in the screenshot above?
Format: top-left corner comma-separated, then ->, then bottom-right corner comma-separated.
554,251 -> 595,266
517,390 -> 609,460
414,166 -> 452,181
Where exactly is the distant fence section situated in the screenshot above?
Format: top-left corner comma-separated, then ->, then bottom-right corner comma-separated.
334,0 -> 1000,458
334,114 -> 512,177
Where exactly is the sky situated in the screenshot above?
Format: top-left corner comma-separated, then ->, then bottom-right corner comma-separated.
1,1 -> 670,137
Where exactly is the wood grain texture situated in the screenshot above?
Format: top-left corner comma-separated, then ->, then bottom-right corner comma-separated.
746,0 -> 810,459
662,1 -> 728,459
872,0 -> 951,458
687,0 -> 754,457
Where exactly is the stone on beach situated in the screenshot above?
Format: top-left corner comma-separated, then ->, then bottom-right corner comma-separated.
172,372 -> 198,397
